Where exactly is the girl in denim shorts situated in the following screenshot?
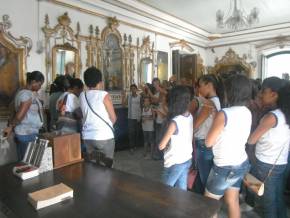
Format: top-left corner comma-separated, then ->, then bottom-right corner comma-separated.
204,74 -> 252,218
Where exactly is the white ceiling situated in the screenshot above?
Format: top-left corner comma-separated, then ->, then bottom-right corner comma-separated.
138,0 -> 290,33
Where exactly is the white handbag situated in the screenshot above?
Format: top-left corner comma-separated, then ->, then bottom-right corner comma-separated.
243,145 -> 286,196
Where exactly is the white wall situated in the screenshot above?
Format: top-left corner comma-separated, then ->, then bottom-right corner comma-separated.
1,0 -> 42,72
1,0 -> 207,85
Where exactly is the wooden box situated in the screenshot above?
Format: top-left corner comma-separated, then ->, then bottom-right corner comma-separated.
41,133 -> 82,169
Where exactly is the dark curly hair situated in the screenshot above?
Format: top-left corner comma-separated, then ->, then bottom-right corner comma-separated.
83,67 -> 102,88
167,85 -> 191,120
278,82 -> 290,126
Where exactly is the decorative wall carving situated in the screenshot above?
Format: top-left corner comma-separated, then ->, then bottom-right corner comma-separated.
207,48 -> 254,77
137,36 -> 155,84
169,39 -> 194,53
0,15 -> 32,118
42,12 -> 81,85
43,13 -> 155,92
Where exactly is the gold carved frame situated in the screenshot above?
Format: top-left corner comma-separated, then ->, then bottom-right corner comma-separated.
42,13 -> 153,91
100,17 -> 125,89
42,12 -> 81,86
208,48 -> 254,77
51,43 -> 79,79
137,36 -> 155,85
85,16 -> 137,90
0,15 -> 32,119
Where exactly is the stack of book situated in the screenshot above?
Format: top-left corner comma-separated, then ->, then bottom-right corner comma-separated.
12,164 -> 39,180
13,138 -> 49,180
28,183 -> 73,210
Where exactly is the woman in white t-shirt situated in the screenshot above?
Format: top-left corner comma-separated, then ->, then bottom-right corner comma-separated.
248,78 -> 290,218
205,74 -> 252,218
4,71 -> 44,161
56,78 -> 83,134
80,67 -> 116,168
159,86 -> 193,190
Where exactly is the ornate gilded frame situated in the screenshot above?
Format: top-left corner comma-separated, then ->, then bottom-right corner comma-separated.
100,17 -> 126,89
51,43 -> 79,79
85,17 -> 136,90
0,15 -> 32,119
169,39 -> 194,53
137,36 -> 155,85
42,12 -> 81,86
42,13 -> 151,92
208,48 -> 254,77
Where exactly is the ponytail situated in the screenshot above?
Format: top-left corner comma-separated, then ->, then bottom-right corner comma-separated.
26,71 -> 44,84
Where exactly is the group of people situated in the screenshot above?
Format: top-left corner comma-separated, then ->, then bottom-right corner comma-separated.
154,74 -> 290,218
122,78 -> 169,159
4,67 -> 116,168
3,65 -> 290,218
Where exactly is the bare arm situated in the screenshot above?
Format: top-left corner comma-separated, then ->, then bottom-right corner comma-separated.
189,99 -> 199,115
158,86 -> 168,95
4,100 -> 32,136
156,105 -> 168,118
147,89 -> 159,104
248,113 -> 276,145
194,104 -> 211,129
194,99 -> 216,129
205,111 -> 225,147
104,94 -> 117,124
159,122 -> 176,150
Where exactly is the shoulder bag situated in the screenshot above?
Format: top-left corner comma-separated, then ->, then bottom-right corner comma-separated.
243,144 -> 287,196
84,92 -> 115,135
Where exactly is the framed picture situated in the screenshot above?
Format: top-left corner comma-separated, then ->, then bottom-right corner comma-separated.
0,15 -> 30,119
0,38 -> 25,118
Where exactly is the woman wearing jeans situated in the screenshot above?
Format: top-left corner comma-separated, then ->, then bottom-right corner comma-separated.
248,78 -> 290,218
4,71 -> 45,161
159,86 -> 193,190
194,74 -> 222,193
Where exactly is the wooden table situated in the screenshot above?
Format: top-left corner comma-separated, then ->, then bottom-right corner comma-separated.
0,162 -> 220,218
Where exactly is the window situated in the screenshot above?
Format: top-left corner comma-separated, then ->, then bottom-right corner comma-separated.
264,51 -> 290,79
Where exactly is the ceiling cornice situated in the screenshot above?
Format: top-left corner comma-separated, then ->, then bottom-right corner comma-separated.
47,0 -> 290,48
